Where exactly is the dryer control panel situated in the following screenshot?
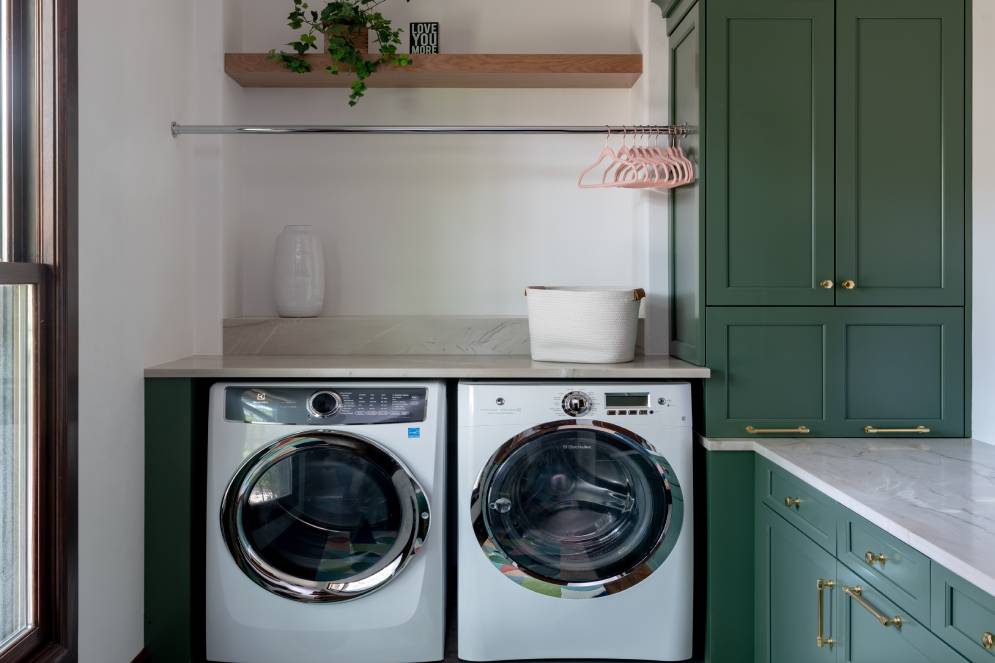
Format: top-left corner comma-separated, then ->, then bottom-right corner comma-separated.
225,386 -> 427,425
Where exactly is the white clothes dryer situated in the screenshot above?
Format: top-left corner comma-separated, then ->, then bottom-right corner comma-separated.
206,382 -> 446,663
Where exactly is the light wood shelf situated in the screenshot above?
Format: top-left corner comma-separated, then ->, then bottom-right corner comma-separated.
224,53 -> 644,89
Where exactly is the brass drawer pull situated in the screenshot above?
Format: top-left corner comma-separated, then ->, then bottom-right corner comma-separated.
864,551 -> 887,568
746,426 -> 811,435
784,496 -> 802,509
864,425 -> 930,435
817,578 -> 835,648
843,585 -> 903,630
983,631 -> 994,651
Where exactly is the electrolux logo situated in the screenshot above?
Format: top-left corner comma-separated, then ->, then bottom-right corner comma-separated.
561,444 -> 592,450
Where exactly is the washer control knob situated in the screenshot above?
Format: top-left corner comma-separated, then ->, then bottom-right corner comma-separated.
308,390 -> 343,418
562,391 -> 592,417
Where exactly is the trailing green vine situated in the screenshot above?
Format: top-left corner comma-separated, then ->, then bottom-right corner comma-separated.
268,0 -> 412,106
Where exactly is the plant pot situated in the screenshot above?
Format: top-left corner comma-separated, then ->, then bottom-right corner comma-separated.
324,24 -> 369,55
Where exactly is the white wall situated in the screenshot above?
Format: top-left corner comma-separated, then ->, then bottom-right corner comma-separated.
223,0 -> 669,344
975,2 -> 995,443
78,0 -> 215,660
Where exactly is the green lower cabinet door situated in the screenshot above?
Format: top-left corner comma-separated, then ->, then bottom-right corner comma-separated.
756,505 -> 838,663
838,308 -> 965,437
837,565 -> 967,662
705,308 -> 839,438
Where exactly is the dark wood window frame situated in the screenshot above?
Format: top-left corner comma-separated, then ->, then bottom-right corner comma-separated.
0,0 -> 77,661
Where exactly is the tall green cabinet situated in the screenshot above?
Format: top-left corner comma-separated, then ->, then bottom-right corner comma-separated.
664,0 -> 970,438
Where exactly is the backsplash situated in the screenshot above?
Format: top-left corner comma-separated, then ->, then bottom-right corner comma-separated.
223,316 -> 645,356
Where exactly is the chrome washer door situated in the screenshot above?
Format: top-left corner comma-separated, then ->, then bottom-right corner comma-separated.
221,431 -> 430,603
471,421 -> 683,599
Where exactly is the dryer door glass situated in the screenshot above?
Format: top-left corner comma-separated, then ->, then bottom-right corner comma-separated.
480,424 -> 676,591
222,432 -> 430,602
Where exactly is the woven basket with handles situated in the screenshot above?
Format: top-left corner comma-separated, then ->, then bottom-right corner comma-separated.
525,286 -> 646,364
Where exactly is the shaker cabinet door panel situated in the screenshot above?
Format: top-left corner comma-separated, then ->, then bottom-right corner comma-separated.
756,506 -> 838,663
705,308 -> 838,438
835,0 -> 966,306
706,0 -> 836,306
837,308 -> 965,437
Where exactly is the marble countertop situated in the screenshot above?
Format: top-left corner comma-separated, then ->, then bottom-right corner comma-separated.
145,354 -> 712,379
702,436 -> 995,597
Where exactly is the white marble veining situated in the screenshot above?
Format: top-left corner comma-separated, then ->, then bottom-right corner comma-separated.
145,354 -> 711,379
224,316 -> 647,356
702,436 -> 995,597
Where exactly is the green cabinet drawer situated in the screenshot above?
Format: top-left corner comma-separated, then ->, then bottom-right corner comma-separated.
705,307 -> 837,438
838,564 -> 967,662
932,565 -> 995,662
839,511 -> 931,625
838,308 -> 965,438
757,457 -> 837,554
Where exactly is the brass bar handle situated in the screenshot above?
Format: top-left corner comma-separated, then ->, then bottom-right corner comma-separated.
864,551 -> 887,567
843,585 -> 903,630
784,496 -> 802,509
817,578 -> 835,649
746,426 -> 811,435
864,425 -> 930,434
983,631 -> 994,650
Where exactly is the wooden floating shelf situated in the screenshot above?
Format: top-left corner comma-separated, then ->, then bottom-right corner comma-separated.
224,53 -> 643,89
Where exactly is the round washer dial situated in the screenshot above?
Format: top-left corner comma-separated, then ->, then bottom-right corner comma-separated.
307,390 -> 343,418
562,391 -> 592,417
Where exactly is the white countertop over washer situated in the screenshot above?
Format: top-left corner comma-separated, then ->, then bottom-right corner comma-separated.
144,354 -> 712,379
701,436 -> 995,599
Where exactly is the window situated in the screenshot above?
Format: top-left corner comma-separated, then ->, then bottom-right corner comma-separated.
0,0 -> 77,661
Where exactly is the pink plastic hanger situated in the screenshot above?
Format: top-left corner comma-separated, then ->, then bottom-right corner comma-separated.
577,127 -> 620,189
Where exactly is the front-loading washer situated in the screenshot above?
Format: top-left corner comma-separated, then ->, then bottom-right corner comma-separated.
457,381 -> 693,662
206,382 -> 446,663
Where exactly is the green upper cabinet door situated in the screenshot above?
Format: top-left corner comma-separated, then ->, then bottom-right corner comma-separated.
836,0 -> 966,306
706,0 -> 835,306
837,308 -> 965,437
756,505 -> 838,663
706,307 -> 839,438
670,4 -> 704,364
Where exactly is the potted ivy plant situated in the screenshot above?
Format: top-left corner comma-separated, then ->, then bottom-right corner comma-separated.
268,0 -> 413,106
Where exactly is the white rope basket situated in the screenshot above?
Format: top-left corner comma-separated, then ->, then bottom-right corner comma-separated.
525,286 -> 646,364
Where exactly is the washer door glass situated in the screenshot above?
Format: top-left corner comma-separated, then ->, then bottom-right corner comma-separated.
222,432 -> 429,603
478,424 -> 678,593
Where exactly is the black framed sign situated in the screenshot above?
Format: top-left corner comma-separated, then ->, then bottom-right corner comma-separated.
410,22 -> 440,54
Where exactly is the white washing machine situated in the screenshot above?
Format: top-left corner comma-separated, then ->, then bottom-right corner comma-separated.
206,382 -> 446,663
458,381 -> 694,662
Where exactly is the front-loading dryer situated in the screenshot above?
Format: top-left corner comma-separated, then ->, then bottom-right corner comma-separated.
457,381 -> 693,662
206,382 -> 446,663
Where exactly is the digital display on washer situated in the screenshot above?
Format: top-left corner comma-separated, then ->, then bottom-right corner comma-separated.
605,392 -> 650,408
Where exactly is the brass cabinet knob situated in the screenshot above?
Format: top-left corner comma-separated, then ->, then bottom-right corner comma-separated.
842,280 -> 857,290
864,551 -> 887,567
784,496 -> 801,509
819,279 -> 834,289
983,632 -> 994,650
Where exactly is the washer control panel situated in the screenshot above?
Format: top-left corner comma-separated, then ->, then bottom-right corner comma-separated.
225,387 -> 427,425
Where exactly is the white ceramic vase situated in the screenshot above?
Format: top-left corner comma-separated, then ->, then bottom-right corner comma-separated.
273,225 -> 325,318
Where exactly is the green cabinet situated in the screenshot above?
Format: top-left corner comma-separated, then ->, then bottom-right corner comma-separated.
835,0 -> 965,307
932,565 -> 995,663
756,504 -> 838,663
837,565 -> 967,662
706,307 -> 964,437
669,4 -> 705,362
705,0 -> 836,307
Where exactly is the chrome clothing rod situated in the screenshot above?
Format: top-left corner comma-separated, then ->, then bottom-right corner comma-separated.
170,122 -> 696,137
